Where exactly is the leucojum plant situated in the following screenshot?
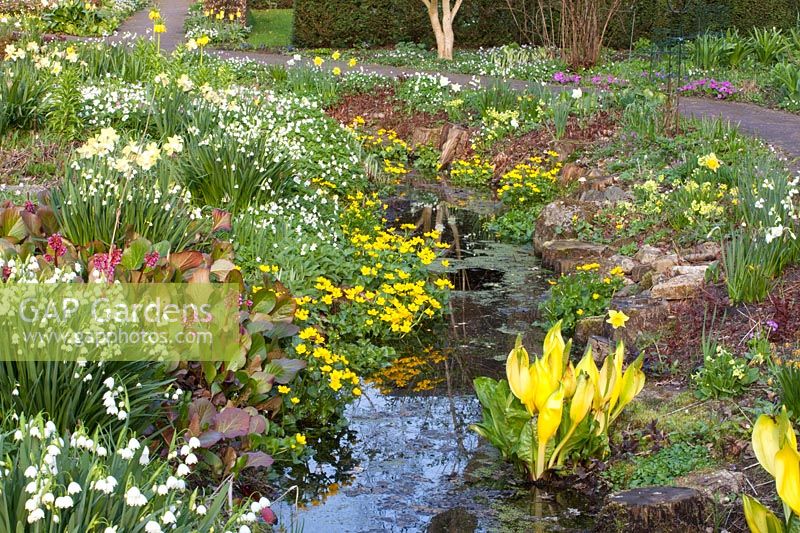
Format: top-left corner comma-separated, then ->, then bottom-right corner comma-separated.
743,407 -> 800,532
471,321 -> 645,480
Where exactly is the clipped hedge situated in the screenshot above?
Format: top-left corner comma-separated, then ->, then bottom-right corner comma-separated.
293,0 -> 800,49
608,0 -> 800,47
293,0 -> 517,48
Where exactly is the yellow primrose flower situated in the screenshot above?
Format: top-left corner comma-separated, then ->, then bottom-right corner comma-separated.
607,310 -> 630,329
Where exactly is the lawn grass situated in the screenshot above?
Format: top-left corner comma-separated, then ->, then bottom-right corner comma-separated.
247,9 -> 293,48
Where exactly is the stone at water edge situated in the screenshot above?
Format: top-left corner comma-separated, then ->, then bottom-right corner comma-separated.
608,295 -> 671,345
593,487 -> 710,533
539,239 -> 609,275
532,200 -> 597,254
651,270 -> 707,300
633,245 -> 664,265
575,316 -> 606,346
428,507 -> 478,533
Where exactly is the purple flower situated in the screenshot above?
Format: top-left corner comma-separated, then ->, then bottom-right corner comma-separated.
766,319 -> 779,332
144,251 -> 160,268
46,233 -> 67,262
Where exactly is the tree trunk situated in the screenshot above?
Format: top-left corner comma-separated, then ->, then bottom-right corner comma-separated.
421,0 -> 462,60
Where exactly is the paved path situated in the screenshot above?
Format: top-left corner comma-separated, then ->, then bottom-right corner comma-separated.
107,1 -> 800,168
112,0 -> 193,51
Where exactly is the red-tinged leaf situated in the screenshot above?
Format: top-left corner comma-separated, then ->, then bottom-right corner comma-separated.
169,250 -> 204,272
210,259 -> 237,281
198,430 -> 223,448
244,451 -> 274,469
271,358 -> 307,384
188,398 -> 217,430
21,211 -> 41,237
248,414 -> 268,435
189,267 -> 211,283
36,206 -> 59,235
211,209 -> 232,232
222,446 -> 237,475
0,208 -> 27,244
213,408 -> 251,438
188,413 -> 201,437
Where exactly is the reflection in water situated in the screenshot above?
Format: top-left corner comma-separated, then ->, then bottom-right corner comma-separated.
275,192 -> 593,531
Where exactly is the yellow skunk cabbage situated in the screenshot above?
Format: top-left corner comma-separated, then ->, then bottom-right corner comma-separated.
744,408 -> 800,531
474,320 -> 646,481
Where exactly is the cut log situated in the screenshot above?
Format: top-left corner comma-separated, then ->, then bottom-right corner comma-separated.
593,487 -> 709,533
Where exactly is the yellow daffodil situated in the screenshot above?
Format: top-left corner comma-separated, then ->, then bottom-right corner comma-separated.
348,58 -> 357,67
332,67 -> 341,76
606,309 -> 629,329
332,50 -> 341,60
313,56 -> 324,67
698,152 -> 722,172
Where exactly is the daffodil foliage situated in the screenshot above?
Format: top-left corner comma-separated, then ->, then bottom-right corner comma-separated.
743,408 -> 800,533
470,321 -> 645,481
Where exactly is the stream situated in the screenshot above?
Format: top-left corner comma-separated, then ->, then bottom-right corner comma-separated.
274,185 -> 595,532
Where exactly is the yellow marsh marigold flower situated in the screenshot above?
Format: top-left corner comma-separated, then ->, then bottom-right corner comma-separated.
290,397 -> 300,404
277,385 -> 290,394
607,310 -> 630,329
295,433 -> 307,445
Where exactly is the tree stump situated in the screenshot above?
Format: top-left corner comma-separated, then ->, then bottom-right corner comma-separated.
438,124 -> 469,168
593,487 -> 709,533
